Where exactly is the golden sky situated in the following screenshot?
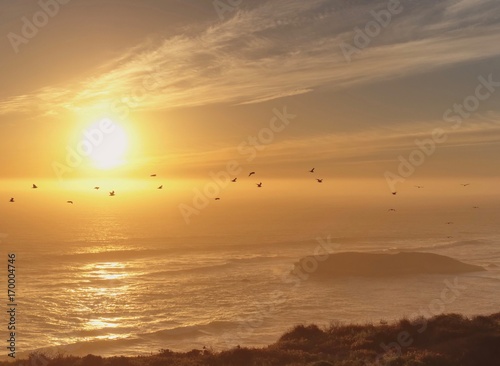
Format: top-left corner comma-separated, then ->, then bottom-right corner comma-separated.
1,0 -> 500,190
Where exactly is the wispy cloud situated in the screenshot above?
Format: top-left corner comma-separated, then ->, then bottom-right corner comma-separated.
1,0 -> 500,117
237,89 -> 314,105
161,113 -> 500,177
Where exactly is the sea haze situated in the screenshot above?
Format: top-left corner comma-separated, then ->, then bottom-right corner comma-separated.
1,182 -> 499,358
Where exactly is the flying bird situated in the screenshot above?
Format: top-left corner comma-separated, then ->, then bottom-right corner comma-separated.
215,197 -> 220,200
415,186 -> 424,189
9,198 -> 14,203
388,208 -> 396,212
157,185 -> 163,189
231,178 -> 237,182
316,179 -> 323,183
473,206 -> 479,209
32,184 -> 38,189
256,182 -> 262,188
67,201 -> 73,204
94,186 -> 100,190
309,168 -> 315,173
150,174 -> 157,177
109,191 -> 115,196
461,183 -> 470,186
248,172 -> 255,177
446,222 -> 453,225
392,191 -> 397,195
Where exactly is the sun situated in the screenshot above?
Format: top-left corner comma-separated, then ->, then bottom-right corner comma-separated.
82,119 -> 129,170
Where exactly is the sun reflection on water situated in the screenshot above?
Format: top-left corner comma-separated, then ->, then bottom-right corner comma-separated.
77,261 -> 136,340
87,319 -> 119,329
82,262 -> 129,280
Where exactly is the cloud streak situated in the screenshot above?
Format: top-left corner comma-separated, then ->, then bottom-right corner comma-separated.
1,0 -> 500,117
160,113 -> 500,178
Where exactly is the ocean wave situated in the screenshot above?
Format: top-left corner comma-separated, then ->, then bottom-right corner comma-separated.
25,320 -> 238,358
139,320 -> 238,340
402,239 -> 488,252
142,255 -> 290,277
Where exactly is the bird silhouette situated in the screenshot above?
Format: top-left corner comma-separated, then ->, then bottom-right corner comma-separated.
231,178 -> 237,182
150,174 -> 157,177
215,197 -> 220,200
109,191 -> 115,196
392,191 -> 397,195
309,168 -> 315,173
415,186 -> 424,188
94,186 -> 100,190
388,208 -> 396,212
256,182 -> 262,187
157,185 -> 163,189
446,222 -> 453,225
32,184 -> 38,189
9,198 -> 14,203
461,183 -> 470,186
67,201 -> 73,204
473,206 -> 479,209
316,179 -> 323,183
248,172 -> 255,177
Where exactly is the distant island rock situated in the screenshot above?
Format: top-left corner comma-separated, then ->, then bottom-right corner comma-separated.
294,252 -> 485,277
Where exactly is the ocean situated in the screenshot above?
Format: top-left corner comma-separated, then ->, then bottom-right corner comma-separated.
1,182 -> 500,359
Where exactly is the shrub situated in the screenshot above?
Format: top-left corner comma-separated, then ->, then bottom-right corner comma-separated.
280,324 -> 326,342
219,347 -> 255,366
80,354 -> 104,366
105,356 -> 132,366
